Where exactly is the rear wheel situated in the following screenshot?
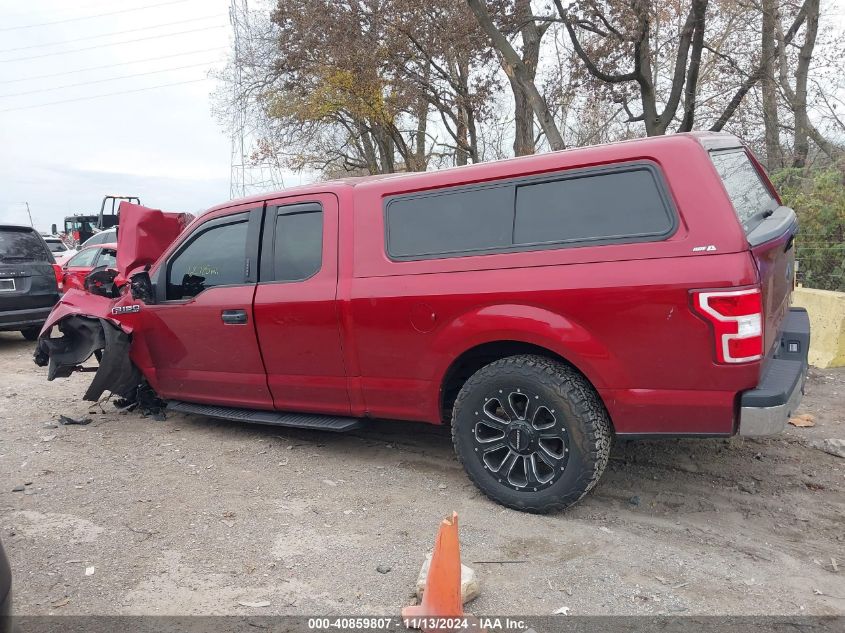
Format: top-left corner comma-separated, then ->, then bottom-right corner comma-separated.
451,354 -> 611,513
20,327 -> 40,341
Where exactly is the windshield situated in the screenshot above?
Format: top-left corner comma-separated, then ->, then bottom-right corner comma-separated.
0,227 -> 51,261
710,149 -> 778,233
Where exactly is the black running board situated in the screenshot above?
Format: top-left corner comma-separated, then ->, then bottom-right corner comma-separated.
166,401 -> 364,432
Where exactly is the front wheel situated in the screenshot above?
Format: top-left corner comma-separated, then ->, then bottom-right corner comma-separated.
451,355 -> 612,513
20,327 -> 41,341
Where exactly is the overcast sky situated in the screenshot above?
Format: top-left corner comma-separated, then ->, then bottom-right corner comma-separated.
0,0 -> 299,231
2,1 -> 844,232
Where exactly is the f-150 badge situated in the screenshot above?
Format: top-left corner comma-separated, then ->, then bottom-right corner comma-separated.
111,305 -> 141,315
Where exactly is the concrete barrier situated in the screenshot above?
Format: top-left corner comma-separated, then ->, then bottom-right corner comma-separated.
792,287 -> 845,368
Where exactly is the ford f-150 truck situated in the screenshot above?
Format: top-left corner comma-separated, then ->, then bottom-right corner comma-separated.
34,133 -> 810,512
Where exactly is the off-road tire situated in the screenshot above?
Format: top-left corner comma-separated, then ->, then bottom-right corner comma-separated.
20,327 -> 40,341
451,354 -> 612,513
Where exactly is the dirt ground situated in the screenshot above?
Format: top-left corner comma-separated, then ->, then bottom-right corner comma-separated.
0,331 -> 843,617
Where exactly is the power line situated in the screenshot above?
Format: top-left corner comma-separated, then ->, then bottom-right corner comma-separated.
0,77 -> 210,113
1,62 -> 216,98
1,25 -> 227,62
0,15 -> 225,53
0,48 -> 227,84
0,0 -> 192,32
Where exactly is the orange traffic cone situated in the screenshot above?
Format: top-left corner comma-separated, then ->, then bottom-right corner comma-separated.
403,512 -> 464,626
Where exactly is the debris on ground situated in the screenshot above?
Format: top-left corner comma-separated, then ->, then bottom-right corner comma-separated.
738,481 -> 756,494
238,600 -> 271,608
629,495 -> 641,506
11,485 -> 24,492
415,552 -> 479,605
59,415 -> 92,426
84,566 -> 95,576
553,606 -> 571,615
114,382 -> 167,419
807,438 -> 845,459
789,413 -> 816,427
376,564 -> 392,574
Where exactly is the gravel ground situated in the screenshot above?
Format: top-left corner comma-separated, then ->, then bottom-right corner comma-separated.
0,330 -> 843,616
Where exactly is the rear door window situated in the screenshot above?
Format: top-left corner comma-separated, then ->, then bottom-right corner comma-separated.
0,228 -> 52,262
272,205 -> 323,282
710,150 -> 778,233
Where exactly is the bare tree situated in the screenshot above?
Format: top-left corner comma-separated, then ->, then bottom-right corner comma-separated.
556,0 -> 709,136
761,0 -> 783,168
466,0 -> 566,151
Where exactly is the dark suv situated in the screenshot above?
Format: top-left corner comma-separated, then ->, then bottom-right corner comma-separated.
0,225 -> 60,340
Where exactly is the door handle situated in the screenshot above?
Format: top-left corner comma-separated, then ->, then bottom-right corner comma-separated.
221,309 -> 248,325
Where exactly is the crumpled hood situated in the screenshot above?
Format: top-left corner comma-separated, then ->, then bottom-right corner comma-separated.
116,202 -> 193,277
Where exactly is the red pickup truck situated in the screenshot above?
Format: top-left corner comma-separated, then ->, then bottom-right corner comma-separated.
35,133 -> 809,512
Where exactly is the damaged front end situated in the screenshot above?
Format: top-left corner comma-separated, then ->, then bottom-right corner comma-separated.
34,314 -> 140,401
33,201 -> 191,406
33,292 -> 141,402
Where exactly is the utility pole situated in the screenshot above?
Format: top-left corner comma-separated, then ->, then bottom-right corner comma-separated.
229,0 -> 284,199
22,202 -> 34,228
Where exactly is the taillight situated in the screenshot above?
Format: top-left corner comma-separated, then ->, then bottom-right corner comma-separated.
51,264 -> 63,291
692,288 -> 763,363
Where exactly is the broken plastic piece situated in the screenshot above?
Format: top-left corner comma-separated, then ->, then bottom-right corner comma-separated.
58,415 -> 92,426
36,316 -> 140,401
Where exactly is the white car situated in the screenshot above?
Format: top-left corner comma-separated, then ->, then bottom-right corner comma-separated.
41,235 -> 75,266
80,228 -> 117,249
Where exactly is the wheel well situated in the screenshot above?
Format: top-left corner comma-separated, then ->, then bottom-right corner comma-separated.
439,341 -> 594,424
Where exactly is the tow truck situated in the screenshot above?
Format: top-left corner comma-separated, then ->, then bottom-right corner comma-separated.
63,195 -> 140,246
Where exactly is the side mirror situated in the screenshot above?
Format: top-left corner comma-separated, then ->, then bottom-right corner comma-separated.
129,270 -> 155,304
51,223 -> 58,235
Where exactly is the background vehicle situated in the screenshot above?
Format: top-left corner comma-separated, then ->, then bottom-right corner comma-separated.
0,225 -> 60,340
63,214 -> 98,247
80,227 -> 117,249
60,243 -> 117,293
36,133 -> 808,512
98,195 -> 139,231
63,196 -> 139,246
42,234 -> 75,265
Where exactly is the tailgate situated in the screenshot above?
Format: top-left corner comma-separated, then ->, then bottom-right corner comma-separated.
0,262 -> 59,312
748,209 -> 797,356
709,149 -> 797,357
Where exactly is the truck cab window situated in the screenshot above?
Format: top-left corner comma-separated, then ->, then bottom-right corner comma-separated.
166,219 -> 248,300
273,207 -> 322,282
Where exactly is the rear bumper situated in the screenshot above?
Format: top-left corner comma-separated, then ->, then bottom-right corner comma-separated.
0,306 -> 54,331
738,307 -> 810,436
